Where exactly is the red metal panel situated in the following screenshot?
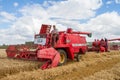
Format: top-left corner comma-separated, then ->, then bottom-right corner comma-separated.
40,24 -> 51,34
37,47 -> 60,69
108,38 -> 120,41
66,34 -> 87,53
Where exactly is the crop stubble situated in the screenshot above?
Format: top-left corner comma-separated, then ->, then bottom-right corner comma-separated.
0,50 -> 120,80
0,49 -> 41,79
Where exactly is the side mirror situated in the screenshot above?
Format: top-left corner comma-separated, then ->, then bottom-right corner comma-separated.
88,33 -> 92,37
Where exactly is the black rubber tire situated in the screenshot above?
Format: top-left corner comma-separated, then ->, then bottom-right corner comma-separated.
76,54 -> 81,62
57,49 -> 67,66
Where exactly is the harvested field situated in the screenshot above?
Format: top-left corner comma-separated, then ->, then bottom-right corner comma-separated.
0,49 -> 120,80
0,49 -> 6,58
0,49 -> 41,79
83,63 -> 120,80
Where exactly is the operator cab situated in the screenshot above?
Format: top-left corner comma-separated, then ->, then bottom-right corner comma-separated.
34,24 -> 51,46
34,34 -> 46,45
34,24 -> 59,47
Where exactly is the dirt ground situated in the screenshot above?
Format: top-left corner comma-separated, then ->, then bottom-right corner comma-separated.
0,49 -> 120,80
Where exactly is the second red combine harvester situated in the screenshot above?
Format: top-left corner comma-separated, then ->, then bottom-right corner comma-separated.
6,24 -> 91,69
88,38 -> 120,52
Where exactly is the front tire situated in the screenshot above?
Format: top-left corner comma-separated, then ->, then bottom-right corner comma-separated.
57,49 -> 67,66
76,53 -> 81,62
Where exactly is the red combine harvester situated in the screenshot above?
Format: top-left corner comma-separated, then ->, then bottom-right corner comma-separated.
88,38 -> 120,52
6,24 -> 91,69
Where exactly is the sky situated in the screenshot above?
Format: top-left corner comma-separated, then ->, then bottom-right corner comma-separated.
0,0 -> 120,45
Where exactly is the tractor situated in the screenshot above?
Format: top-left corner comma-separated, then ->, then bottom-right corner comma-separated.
6,24 -> 91,69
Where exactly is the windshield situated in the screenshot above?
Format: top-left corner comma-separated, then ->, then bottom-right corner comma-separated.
34,35 -> 46,45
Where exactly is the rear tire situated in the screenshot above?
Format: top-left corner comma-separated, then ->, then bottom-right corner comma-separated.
57,49 -> 67,66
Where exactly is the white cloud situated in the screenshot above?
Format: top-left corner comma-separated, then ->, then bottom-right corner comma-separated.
106,1 -> 113,4
0,16 -> 35,45
0,0 -> 103,45
47,0 -> 102,19
115,0 -> 120,4
0,11 -> 16,23
14,2 -> 19,7
80,12 -> 120,41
